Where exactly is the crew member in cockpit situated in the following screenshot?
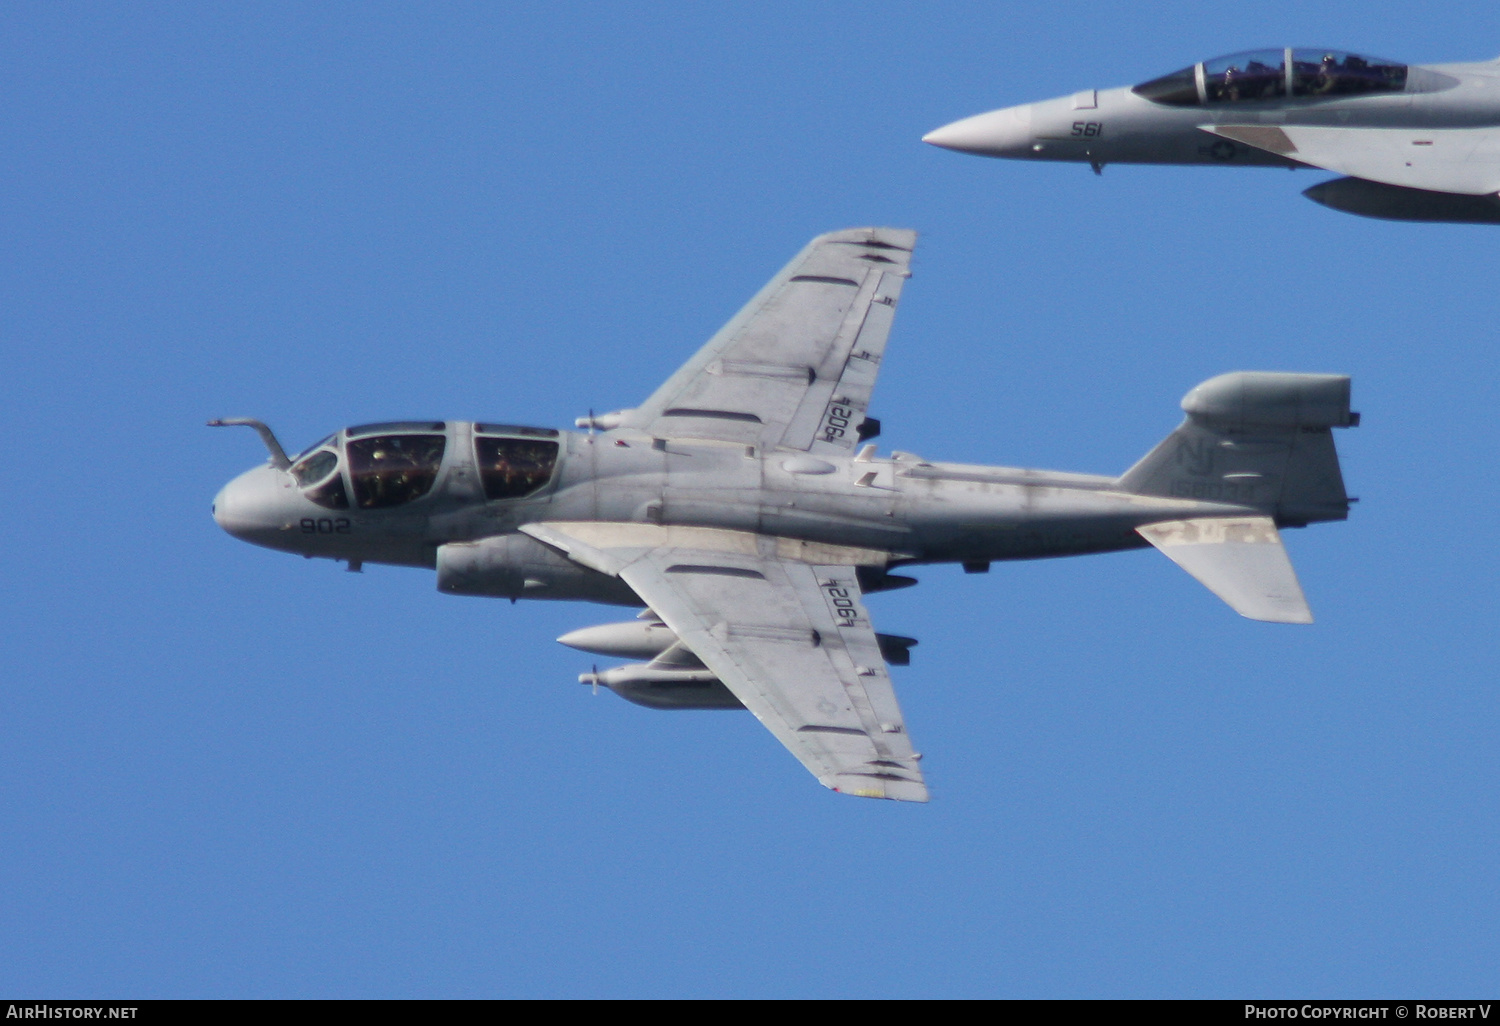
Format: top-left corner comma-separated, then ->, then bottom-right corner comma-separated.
1222,65 -> 1242,102
1313,53 -> 1341,95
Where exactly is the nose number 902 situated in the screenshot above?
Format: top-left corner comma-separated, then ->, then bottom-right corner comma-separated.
300,517 -> 352,534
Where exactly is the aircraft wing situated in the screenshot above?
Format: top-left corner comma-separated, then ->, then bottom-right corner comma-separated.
521,522 -> 929,802
1204,124 -> 1500,195
615,227 -> 915,455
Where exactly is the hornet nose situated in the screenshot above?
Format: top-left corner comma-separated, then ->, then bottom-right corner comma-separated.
923,104 -> 1035,156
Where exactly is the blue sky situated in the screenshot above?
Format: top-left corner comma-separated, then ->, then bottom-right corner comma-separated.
4,2 -> 1499,998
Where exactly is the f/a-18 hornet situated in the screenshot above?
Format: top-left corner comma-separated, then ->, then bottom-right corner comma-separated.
925,48 -> 1500,223
212,229 -> 1358,802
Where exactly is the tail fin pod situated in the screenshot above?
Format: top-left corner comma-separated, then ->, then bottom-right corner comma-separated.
1119,372 -> 1358,525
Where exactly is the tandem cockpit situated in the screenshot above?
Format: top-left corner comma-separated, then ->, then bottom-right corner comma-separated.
287,421 -> 562,510
210,418 -> 563,543
1133,49 -> 1410,106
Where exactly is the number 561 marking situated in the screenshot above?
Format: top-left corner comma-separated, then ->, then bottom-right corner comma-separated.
1071,121 -> 1103,137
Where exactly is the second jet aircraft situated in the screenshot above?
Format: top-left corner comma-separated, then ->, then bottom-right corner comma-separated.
926,47 -> 1500,222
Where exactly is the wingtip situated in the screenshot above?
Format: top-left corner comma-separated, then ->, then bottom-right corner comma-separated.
813,227 -> 918,251
824,774 -> 930,803
1243,609 -> 1315,625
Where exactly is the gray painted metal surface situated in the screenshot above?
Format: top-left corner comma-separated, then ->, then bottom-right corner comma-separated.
210,229 -> 1359,802
1138,517 -> 1312,624
925,49 -> 1500,222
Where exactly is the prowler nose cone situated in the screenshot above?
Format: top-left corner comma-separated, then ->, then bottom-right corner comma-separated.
211,465 -> 291,545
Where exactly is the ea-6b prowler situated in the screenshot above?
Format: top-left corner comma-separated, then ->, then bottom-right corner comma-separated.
212,228 -> 1358,802
925,48 -> 1500,223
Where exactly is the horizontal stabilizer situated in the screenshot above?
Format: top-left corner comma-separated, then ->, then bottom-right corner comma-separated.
1137,516 -> 1312,624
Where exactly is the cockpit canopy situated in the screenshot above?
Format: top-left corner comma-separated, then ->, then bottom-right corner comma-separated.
473,424 -> 561,501
289,443 -> 350,510
286,421 -> 562,511
1133,49 -> 1408,106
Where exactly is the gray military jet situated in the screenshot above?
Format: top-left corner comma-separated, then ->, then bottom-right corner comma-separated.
211,228 -> 1358,802
925,49 -> 1500,222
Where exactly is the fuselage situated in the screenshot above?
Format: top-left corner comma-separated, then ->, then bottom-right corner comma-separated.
924,55 -> 1500,169
213,419 -> 1265,605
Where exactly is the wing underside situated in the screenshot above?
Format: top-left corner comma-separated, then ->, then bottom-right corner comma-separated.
619,228 -> 916,455
1204,123 -> 1500,195
525,522 -> 928,802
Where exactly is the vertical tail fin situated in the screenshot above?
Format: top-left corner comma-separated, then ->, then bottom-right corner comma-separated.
1123,372 -> 1358,622
1119,372 -> 1358,525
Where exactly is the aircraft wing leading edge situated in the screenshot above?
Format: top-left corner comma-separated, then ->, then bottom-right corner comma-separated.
621,556 -> 927,801
1204,124 -> 1500,196
521,522 -> 928,801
